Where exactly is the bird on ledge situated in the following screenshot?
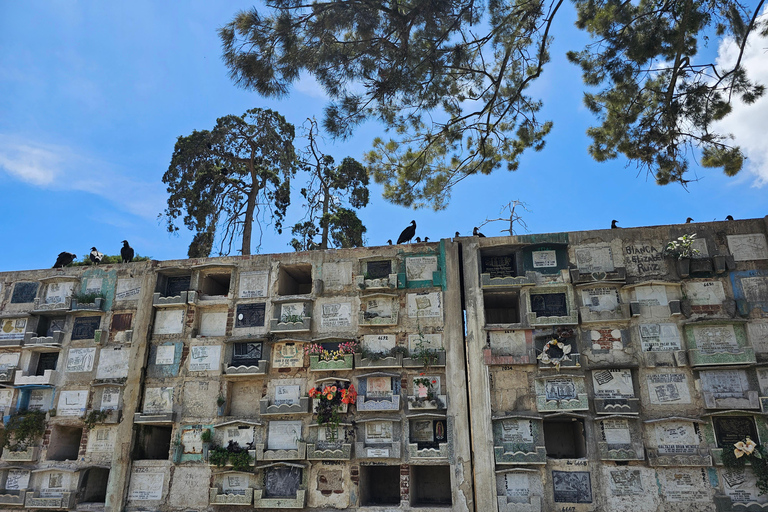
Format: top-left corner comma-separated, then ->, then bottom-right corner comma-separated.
397,220 -> 416,244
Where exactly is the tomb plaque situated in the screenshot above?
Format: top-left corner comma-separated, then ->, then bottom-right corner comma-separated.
635,285 -> 668,306
532,250 -> 557,268
482,255 -> 515,279
647,373 -> 691,405
582,287 -> 620,312
238,271 -> 268,298
96,348 -> 130,379
223,425 -> 255,446
575,246 -> 614,273
748,323 -> 768,353
722,467 -> 764,504
405,256 -> 438,281
727,234 -> 768,261
65,347 -> 96,372
489,330 -> 527,355
153,309 -> 184,335
181,427 -> 203,454
499,419 -> 534,444
129,468 -> 164,500
368,376 -> 393,398
274,385 -> 300,406
101,387 -> 120,410
655,421 -> 700,454
504,473 -> 531,503
199,310 -> 227,336
590,328 -> 623,351
544,378 -> 577,401
684,281 -> 726,305
188,345 -> 221,371
0,388 -> 13,414
741,277 -> 768,302
601,419 -> 632,445
28,389 -> 48,411
0,318 -> 26,340
272,342 -> 303,368
322,262 -> 352,289
659,469 -> 709,502
700,370 -> 747,398
115,278 -> 141,300
530,293 -> 568,317
88,427 -> 115,452
235,303 -> 266,328
691,238 -> 709,257
693,324 -> 740,354
317,469 -> 344,494
624,242 -> 665,277
265,466 -> 302,498
143,387 -> 174,414
365,421 -> 393,443
0,352 -> 19,369
10,282 -> 37,303
320,302 -> 352,328
111,313 -> 132,333
267,421 -> 302,450
366,260 -> 393,279
58,390 -> 88,416
593,369 -> 634,398
407,292 -> 442,318
165,276 -> 190,297
85,277 -> 102,295
223,474 -> 249,493
639,323 -> 681,352
155,345 -> 176,365
45,282 -> 73,304
408,333 -> 443,352
552,471 -> 592,503
713,416 -> 758,448
5,469 -> 30,491
362,296 -> 394,321
362,334 -> 396,353
71,316 -> 101,340
608,469 -> 644,496
411,420 -> 435,443
367,448 -> 390,457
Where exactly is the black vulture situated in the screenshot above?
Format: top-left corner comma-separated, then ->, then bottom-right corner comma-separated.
415,237 -> 422,243
53,252 -> 76,269
473,227 -> 485,237
387,239 -> 393,245
686,217 -> 694,223
397,220 -> 416,244
726,215 -> 734,221
611,220 -> 619,229
89,247 -> 104,264
424,237 -> 430,242
121,240 -> 135,263
455,231 -> 460,237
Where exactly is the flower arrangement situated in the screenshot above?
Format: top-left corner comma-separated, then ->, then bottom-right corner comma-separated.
721,437 -> 768,495
304,341 -> 358,361
664,233 -> 700,260
413,373 -> 438,402
537,339 -> 572,370
309,382 -> 357,429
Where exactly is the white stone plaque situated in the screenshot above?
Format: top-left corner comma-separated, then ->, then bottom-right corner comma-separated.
532,250 -> 557,268
272,342 -> 303,368
267,421 -> 302,450
602,419 -> 632,444
96,347 -> 130,379
58,390 -> 88,416
199,311 -> 227,336
362,334 -> 396,353
544,378 -> 577,401
700,370 -> 747,397
504,473 -> 531,503
683,281 -> 726,305
0,388 -> 14,413
45,282 -> 73,304
647,374 -> 691,405
582,287 -> 620,312
748,323 -> 768,353
728,234 -> 768,261
608,470 -> 643,496
693,324 -> 740,354
274,385 -> 300,406
0,352 -> 20,369
182,427 -> 203,454
574,246 -> 614,273
223,474 -> 249,492
143,387 -> 174,414
320,302 -> 353,328
367,447 -> 390,457
365,421 -> 393,442
722,467 -> 766,504
128,468 -> 164,500
405,256 -> 438,281
116,278 -> 141,300
0,318 -> 27,340
635,285 -> 668,306
489,330 -> 528,355
188,345 -> 221,371
280,302 -> 305,320
155,345 -> 176,365
362,296 -> 395,321
65,347 -> 96,372
238,271 -> 269,298
153,309 -> 184,335
639,323 -> 681,351
84,277 -> 103,295
101,387 -> 120,410
322,262 -> 352,290
658,468 -> 709,502
592,369 -> 635,398
87,427 -> 115,453
407,292 -> 442,318
369,376 -> 394,398
5,469 -> 30,491
408,333 -> 443,352
28,389 -> 48,411
222,424 -> 256,446
500,419 -> 534,444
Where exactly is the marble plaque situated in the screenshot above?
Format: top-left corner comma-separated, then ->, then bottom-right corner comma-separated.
115,278 -> 141,300
499,419 -> 534,444
411,420 -> 435,442
552,471 -> 592,503
128,468 -> 164,500
635,285 -> 668,306
181,427 -> 204,454
407,292 -> 443,318
235,303 -> 265,328
87,427 -> 115,453
752,322 -> 768,353
153,309 -> 184,335
602,419 -> 632,444
320,302 -> 353,328
265,466 -> 302,498
655,422 -> 700,454
223,424 -> 255,446
545,378 -> 577,401
11,282 -> 37,303
0,317 -> 27,340
71,316 -> 101,340
143,387 -> 174,414
504,473 -> 531,503
45,282 -> 73,304
362,296 -> 395,321
722,467 -> 765,504
188,345 -> 221,371
590,328 -> 623,351
608,470 -> 644,496
65,347 -> 96,372
5,469 -> 30,491
239,271 -> 269,298
280,302 -> 305,319
482,255 -> 515,278
96,348 -> 130,379
741,277 -> 768,302
713,416 -> 758,448
624,242 -> 665,277
575,246 -> 614,273
684,281 -> 726,305
691,237 -> 709,257
658,468 -> 709,502
693,324 -> 740,354
639,323 -> 681,351
367,447 -> 390,457
199,310 -> 227,336
727,234 -> 768,261
0,352 -> 20,369
101,387 -> 120,410
322,262 -> 352,290
408,333 -> 443,351
28,389 -> 48,411
700,370 -> 748,398
267,421 -> 302,450
532,250 -> 557,268
362,334 -> 396,353
530,293 -> 568,317
647,373 -> 691,404
155,345 -> 176,365
0,388 -> 14,414
365,421 -> 393,443
272,342 -> 303,368
405,256 -> 438,281
274,385 -> 300,406
582,287 -> 620,311
489,330 -> 528,355
58,390 -> 88,416
593,369 -> 635,398
223,474 -> 250,492
369,376 -> 393,398
84,277 -> 102,295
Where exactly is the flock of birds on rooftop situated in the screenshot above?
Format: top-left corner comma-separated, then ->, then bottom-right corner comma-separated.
50,215 -> 740,267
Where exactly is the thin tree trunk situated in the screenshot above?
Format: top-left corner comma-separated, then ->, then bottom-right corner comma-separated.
242,168 -> 260,256
320,184 -> 330,250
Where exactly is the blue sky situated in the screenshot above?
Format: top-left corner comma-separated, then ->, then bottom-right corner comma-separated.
1,1 -> 767,272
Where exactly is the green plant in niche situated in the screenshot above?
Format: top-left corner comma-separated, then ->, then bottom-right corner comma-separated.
664,233 -> 700,260
411,329 -> 441,368
1,410 -> 46,451
72,292 -> 106,304
216,395 -> 226,407
722,437 -> 768,495
280,314 -> 305,324
208,440 -> 253,470
200,429 -> 213,443
83,409 -> 112,430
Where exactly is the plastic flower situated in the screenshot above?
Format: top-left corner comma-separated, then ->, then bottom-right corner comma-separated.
308,388 -> 319,398
734,437 -> 757,458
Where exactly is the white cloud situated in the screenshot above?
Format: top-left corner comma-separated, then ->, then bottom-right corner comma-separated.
713,7 -> 768,186
294,72 -> 329,99
0,134 -> 165,220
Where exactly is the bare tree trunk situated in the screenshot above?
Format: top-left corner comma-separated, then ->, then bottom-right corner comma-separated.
320,184 -> 330,250
242,174 -> 259,256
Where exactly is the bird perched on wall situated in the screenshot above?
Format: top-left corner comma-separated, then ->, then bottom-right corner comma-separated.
686,217 -> 694,223
415,237 -> 422,243
387,239 -> 393,245
611,220 -> 619,229
89,247 -> 104,264
455,231 -> 460,237
473,227 -> 485,237
726,215 -> 734,221
424,237 -> 430,242
397,220 -> 416,244
121,240 -> 135,263
53,252 -> 76,269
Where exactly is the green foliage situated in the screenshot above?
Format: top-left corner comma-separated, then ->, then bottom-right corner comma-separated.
208,441 -> 253,471
722,441 -> 768,495
83,409 -> 112,430
71,254 -> 151,266
200,429 -> 213,443
162,108 -> 298,256
220,0 -> 766,207
2,410 -> 46,451
72,292 -> 105,304
664,233 -> 700,260
290,119 -> 369,251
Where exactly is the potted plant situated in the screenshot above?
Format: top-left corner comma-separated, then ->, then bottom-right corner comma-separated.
664,233 -> 700,277
306,341 -> 358,370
